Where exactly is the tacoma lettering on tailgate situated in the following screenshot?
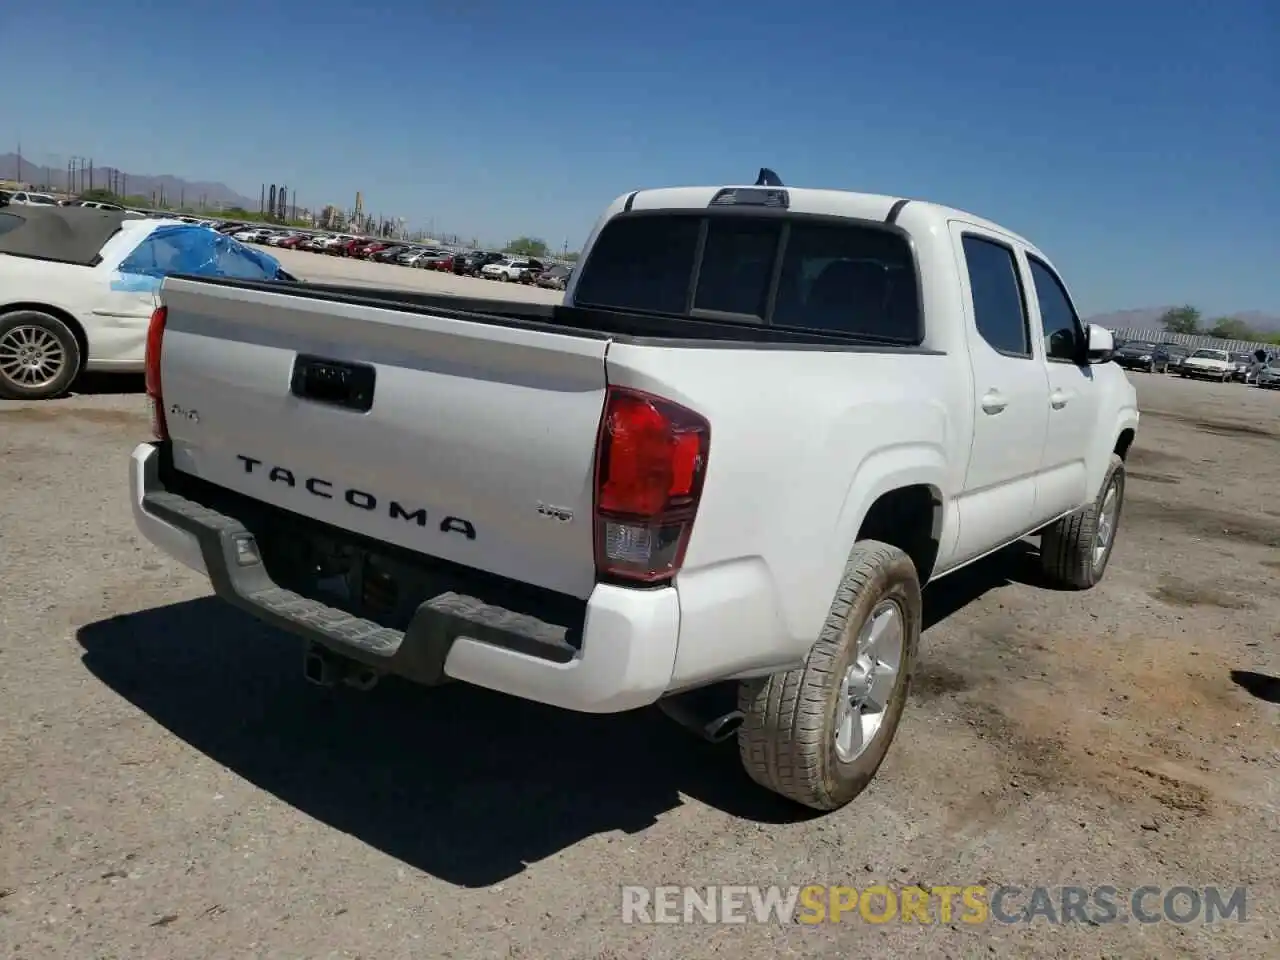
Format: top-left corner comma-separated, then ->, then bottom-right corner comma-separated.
235,455 -> 477,540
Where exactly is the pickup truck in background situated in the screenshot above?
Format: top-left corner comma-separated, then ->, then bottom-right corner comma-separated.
130,176 -> 1139,813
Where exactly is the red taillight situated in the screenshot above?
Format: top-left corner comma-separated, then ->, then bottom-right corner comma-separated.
593,387 -> 710,584
145,305 -> 168,440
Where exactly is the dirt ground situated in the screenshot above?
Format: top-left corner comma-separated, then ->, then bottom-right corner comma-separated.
1,359 -> 1277,958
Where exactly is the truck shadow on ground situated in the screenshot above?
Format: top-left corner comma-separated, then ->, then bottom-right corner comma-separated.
70,372 -> 145,396
75,543 -> 1045,887
1230,670 -> 1280,704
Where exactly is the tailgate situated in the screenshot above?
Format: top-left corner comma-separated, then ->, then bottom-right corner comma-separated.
158,278 -> 609,599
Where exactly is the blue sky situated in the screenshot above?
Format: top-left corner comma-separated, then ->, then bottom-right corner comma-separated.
4,0 -> 1276,315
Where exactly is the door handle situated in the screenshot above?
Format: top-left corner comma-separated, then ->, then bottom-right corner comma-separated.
1050,389 -> 1071,410
980,390 -> 1007,415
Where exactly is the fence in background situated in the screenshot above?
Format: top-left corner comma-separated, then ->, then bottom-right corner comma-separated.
1107,328 -> 1276,357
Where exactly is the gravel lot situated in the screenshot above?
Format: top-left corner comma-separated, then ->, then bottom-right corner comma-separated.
1,311 -> 1278,957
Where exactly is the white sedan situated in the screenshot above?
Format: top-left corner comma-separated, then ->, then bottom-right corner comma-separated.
1177,348 -> 1234,382
0,205 -> 290,399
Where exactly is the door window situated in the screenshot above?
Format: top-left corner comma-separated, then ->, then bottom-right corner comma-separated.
961,235 -> 1030,357
1027,256 -> 1083,363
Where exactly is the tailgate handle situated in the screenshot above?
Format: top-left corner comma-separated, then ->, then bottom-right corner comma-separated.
291,355 -> 376,413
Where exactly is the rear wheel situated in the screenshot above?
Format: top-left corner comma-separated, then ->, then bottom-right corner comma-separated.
0,310 -> 82,400
738,541 -> 921,812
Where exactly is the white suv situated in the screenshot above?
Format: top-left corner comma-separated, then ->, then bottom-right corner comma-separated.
8,191 -> 59,206
481,257 -> 541,282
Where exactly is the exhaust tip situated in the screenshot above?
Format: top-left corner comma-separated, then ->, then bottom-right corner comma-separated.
705,711 -> 744,743
343,667 -> 380,692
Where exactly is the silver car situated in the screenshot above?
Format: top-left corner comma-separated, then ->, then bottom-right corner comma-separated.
1229,353 -> 1255,383
1256,363 -> 1280,389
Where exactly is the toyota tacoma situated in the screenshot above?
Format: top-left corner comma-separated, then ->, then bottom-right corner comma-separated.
129,174 -> 1139,812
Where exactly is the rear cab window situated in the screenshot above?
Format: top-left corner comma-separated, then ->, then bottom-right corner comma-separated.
572,212 -> 922,343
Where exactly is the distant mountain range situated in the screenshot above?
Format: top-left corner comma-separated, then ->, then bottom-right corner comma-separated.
1085,307 -> 1280,335
0,153 -> 259,211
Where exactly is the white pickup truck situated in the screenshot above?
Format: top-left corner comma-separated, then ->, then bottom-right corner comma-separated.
130,177 -> 1139,812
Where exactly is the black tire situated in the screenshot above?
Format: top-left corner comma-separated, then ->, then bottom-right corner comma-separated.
1040,454 -> 1125,590
0,310 -> 82,401
738,540 -> 921,812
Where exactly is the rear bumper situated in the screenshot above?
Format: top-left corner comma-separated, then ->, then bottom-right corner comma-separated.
129,442 -> 680,713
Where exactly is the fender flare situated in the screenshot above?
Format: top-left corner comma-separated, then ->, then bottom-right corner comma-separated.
805,442 -> 950,631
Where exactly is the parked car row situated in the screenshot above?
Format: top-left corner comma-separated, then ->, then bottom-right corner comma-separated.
207,222 -> 575,288
1113,339 -> 1278,385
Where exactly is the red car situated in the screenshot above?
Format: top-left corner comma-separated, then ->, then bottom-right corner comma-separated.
420,252 -> 455,271
356,242 -> 393,260
277,235 -> 309,249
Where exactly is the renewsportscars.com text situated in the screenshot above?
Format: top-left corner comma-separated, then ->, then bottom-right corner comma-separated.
621,884 -> 1249,926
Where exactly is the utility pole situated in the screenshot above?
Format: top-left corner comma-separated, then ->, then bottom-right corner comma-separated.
89,159 -> 94,192
15,140 -> 22,184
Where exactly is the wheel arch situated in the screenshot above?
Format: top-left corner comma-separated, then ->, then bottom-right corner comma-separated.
832,445 -> 949,586
1113,427 -> 1136,461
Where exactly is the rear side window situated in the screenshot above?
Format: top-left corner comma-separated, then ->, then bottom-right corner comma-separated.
574,215 -> 700,315
573,213 -> 920,342
961,235 -> 1029,356
772,222 -> 918,340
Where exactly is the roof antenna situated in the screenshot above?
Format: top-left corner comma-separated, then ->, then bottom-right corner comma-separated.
755,168 -> 783,187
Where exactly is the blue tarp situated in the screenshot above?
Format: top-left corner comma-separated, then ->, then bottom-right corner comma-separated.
111,224 -> 289,292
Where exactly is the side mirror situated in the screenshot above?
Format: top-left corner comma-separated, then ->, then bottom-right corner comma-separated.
1085,324 -> 1115,364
